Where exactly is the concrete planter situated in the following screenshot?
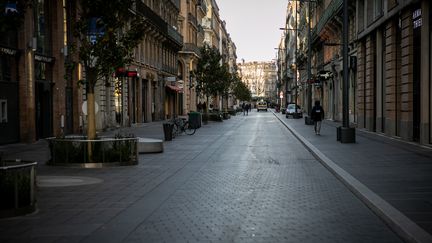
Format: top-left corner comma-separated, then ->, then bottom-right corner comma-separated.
46,136 -> 138,167
0,161 -> 37,218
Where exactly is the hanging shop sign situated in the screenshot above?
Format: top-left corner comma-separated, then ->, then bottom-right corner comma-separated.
35,54 -> 54,63
115,68 -> 138,77
0,46 -> 18,56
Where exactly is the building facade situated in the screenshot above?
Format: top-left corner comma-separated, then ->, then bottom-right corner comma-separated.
0,0 -> 237,145
238,61 -> 278,102
356,0 -> 431,144
281,0 -> 432,146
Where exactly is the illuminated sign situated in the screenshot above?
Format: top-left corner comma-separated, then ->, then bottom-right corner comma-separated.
413,8 -> 422,29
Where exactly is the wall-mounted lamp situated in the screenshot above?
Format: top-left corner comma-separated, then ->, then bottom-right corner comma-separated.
28,37 -> 37,51
61,45 -> 68,56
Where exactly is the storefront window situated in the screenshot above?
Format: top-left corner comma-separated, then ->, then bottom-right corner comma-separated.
35,61 -> 52,81
0,56 -> 12,81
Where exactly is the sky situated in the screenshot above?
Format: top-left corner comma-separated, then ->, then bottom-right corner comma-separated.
216,0 -> 287,63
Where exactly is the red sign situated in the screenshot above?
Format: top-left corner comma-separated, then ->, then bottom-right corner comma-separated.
127,71 -> 138,77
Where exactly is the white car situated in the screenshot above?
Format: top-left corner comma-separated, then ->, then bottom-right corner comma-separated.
285,103 -> 302,118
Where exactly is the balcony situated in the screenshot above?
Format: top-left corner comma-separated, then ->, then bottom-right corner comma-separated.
182,43 -> 201,56
188,13 -> 198,27
136,1 -> 166,31
166,24 -> 183,47
312,0 -> 342,39
170,0 -> 180,9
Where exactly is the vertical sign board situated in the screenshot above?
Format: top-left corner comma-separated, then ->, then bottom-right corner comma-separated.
413,8 -> 422,29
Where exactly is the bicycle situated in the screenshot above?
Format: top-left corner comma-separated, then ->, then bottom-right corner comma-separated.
171,117 -> 196,136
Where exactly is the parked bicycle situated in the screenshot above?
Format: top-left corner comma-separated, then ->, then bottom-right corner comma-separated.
171,117 -> 196,136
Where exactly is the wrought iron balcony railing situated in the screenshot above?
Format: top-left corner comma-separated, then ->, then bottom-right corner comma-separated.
312,0 -> 342,39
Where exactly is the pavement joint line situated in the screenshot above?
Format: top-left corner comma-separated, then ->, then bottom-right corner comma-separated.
272,111 -> 432,243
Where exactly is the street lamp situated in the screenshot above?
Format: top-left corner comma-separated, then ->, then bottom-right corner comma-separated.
339,0 -> 356,143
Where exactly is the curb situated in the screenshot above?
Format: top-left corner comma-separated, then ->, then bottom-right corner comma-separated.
273,111 -> 432,243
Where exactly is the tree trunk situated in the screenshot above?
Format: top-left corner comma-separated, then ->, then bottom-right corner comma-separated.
85,67 -> 97,162
86,68 -> 97,140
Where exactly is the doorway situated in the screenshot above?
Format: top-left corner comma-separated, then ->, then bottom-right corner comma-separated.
413,15 -> 421,141
35,81 -> 52,139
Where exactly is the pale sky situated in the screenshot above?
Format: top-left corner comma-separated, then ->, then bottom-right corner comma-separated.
217,0 -> 287,63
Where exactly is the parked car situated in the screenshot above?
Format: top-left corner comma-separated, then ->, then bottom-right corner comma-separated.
256,101 -> 268,112
286,103 -> 302,118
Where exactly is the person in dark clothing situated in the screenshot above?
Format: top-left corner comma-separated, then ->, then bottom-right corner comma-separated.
202,102 -> 207,112
242,103 -> 245,115
311,100 -> 324,135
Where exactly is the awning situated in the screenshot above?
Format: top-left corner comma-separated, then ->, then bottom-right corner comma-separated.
166,84 -> 183,93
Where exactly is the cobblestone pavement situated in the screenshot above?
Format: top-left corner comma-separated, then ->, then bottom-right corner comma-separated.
0,112 -> 402,242
273,110 -> 432,239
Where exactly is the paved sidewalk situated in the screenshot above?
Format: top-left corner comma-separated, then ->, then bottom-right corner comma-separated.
1,113 -> 432,242
273,110 -> 432,242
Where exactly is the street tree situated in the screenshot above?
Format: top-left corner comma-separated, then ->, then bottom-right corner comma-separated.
232,76 -> 252,102
196,45 -> 231,110
72,0 -> 146,139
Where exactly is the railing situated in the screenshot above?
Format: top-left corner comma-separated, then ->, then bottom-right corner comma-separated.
47,136 -> 138,166
313,0 -> 342,38
188,13 -> 198,27
136,1 -> 166,31
170,0 -> 180,9
183,43 -> 201,55
0,161 -> 37,218
166,24 -> 183,47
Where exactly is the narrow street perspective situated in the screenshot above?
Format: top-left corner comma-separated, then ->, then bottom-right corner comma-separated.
0,112 -> 403,242
1,0 -> 432,242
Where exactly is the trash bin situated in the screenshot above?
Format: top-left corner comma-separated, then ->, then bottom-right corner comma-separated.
188,112 -> 202,129
163,123 -> 173,141
336,126 -> 341,141
305,116 -> 314,125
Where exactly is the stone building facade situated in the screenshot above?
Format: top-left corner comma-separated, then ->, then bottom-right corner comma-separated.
0,0 -> 236,145
281,0 -> 432,146
356,0 -> 431,144
238,61 -> 278,102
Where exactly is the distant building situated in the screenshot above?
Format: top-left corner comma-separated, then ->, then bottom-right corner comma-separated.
238,62 -> 277,103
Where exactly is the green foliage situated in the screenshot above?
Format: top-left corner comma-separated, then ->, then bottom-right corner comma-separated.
0,163 -> 33,211
48,136 -> 138,165
232,76 -> 252,101
72,0 -> 146,88
196,45 -> 232,98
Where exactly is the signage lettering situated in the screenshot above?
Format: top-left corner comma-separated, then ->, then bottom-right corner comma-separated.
413,9 -> 421,19
0,47 -> 17,55
35,54 -> 54,63
413,8 -> 422,29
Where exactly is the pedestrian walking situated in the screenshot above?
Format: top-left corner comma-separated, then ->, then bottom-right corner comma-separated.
245,104 -> 249,116
311,100 -> 324,135
202,102 -> 207,112
242,103 -> 246,115
197,102 -> 202,112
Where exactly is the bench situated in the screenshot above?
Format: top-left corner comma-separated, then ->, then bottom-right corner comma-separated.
137,138 -> 164,153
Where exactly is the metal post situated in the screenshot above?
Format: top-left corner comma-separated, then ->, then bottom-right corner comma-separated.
342,0 -> 349,128
339,0 -> 356,143
294,0 -> 298,117
306,1 -> 312,123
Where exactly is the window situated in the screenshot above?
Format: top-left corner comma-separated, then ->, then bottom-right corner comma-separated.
0,100 -> 7,123
0,56 -> 12,81
374,0 -> 383,17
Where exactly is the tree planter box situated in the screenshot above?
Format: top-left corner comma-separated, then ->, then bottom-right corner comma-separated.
0,161 -> 37,218
47,136 -> 138,167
